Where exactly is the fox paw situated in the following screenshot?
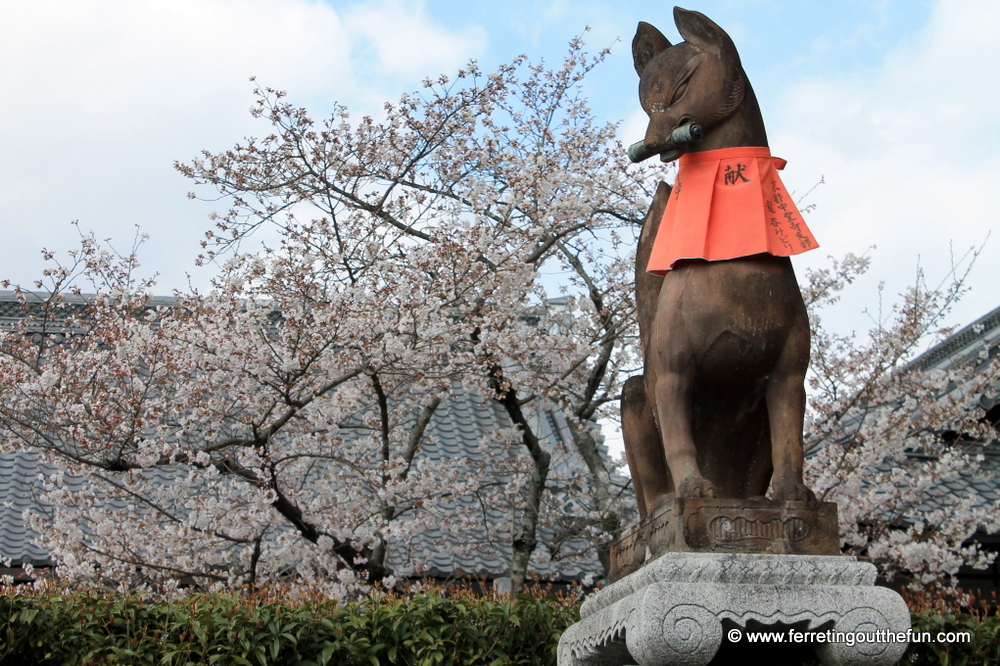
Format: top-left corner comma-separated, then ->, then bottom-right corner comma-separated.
677,476 -> 718,499
772,480 -> 817,503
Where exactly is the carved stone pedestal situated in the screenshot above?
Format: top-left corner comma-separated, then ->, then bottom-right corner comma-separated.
557,552 -> 910,666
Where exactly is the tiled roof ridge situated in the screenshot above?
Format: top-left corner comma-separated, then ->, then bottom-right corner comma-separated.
910,303 -> 1000,372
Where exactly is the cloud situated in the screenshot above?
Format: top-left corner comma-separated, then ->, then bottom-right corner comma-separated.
0,0 -> 484,291
763,0 -> 999,335
1,1 -> 353,138
342,0 -> 486,78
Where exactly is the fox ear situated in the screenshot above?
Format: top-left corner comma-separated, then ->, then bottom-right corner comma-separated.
632,21 -> 672,75
673,7 -> 735,58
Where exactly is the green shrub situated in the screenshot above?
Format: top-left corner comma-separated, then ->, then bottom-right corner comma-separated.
0,585 -> 580,665
901,610 -> 1000,665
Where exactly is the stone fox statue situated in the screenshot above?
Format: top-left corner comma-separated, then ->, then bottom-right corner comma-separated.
621,7 -> 820,517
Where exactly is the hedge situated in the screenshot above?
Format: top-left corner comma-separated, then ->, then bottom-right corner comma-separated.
901,609 -> 1000,665
0,587 -> 579,665
1,586 -> 998,665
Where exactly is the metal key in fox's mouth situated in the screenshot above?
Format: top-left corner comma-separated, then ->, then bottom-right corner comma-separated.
627,122 -> 703,163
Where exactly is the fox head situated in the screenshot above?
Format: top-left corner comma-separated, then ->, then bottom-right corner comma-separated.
632,7 -> 765,162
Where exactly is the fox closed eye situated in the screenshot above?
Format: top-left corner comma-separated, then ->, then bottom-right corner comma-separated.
670,80 -> 689,106
647,79 -> 688,114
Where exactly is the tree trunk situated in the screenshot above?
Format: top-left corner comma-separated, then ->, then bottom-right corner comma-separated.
567,418 -> 619,577
493,372 -> 550,594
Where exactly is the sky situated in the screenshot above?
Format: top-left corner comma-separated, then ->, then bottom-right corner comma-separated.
2,0 -> 997,346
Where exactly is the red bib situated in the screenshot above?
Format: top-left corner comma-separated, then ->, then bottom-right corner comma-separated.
646,146 -> 819,274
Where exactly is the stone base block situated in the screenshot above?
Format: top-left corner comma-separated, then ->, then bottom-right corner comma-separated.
610,497 -> 840,581
558,552 -> 910,666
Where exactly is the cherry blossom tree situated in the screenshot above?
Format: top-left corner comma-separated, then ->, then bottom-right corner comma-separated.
0,41 -> 654,593
802,250 -> 1000,586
